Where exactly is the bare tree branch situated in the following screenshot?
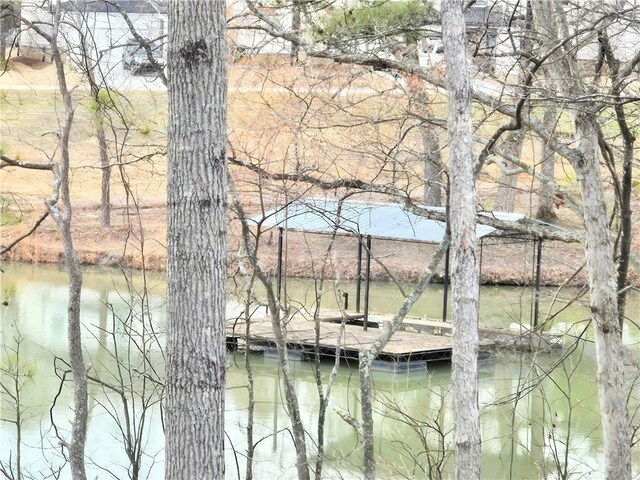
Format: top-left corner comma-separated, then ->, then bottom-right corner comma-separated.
0,211 -> 50,255
1,155 -> 55,171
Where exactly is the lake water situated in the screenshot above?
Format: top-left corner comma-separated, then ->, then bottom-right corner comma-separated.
1,262 -> 638,479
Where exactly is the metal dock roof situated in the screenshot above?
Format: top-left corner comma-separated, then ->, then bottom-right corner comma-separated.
253,198 -> 525,244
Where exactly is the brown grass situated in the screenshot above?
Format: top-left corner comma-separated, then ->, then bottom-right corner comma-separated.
1,57 -> 638,286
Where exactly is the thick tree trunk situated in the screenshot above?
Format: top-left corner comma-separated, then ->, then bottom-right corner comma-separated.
165,0 -> 227,478
572,113 -> 630,479
423,127 -> 442,206
442,1 -> 481,478
536,105 -> 557,221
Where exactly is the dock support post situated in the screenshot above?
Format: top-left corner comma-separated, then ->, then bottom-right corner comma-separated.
442,246 -> 450,322
478,237 -> 484,314
533,238 -> 542,329
276,227 -> 284,303
479,237 -> 484,281
363,235 -> 372,331
356,236 -> 363,312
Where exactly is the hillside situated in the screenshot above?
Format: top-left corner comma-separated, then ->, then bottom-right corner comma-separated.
1,56 -> 638,286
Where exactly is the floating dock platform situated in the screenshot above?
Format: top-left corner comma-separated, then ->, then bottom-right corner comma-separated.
227,311 -> 497,366
226,308 -> 562,367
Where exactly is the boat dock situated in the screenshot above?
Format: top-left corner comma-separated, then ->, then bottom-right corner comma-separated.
224,310 -> 524,367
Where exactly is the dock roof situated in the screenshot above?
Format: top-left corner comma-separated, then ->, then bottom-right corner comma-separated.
254,198 -> 526,244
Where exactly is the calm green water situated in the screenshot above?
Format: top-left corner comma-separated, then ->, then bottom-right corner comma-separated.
1,262 -> 639,479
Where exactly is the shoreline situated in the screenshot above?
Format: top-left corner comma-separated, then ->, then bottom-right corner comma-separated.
1,205 -> 638,288
4,237 -> 638,288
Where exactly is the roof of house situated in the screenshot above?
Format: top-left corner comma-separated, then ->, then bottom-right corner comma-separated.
253,198 -> 526,244
60,0 -> 166,15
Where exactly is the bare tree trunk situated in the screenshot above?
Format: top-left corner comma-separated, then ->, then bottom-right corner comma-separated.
494,129 -> 524,211
442,1 -> 481,479
50,4 -> 87,478
597,30 -> 636,328
403,74 -> 443,207
290,0 -> 301,64
423,127 -> 442,206
83,39 -> 112,230
572,113 -> 630,479
536,105 -> 557,221
269,307 -> 311,480
230,185 -> 310,480
616,129 -> 633,329
495,0 -> 533,213
97,117 -> 111,229
359,356 -> 376,480
0,1 -> 13,66
165,0 -> 227,478
531,2 -> 631,476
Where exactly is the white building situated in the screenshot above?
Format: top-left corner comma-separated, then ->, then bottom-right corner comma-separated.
18,0 -> 640,83
20,0 -> 167,88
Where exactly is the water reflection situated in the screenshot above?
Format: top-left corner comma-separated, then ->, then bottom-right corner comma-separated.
1,262 -> 638,479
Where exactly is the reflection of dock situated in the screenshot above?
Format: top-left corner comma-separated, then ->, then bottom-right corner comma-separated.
226,310 -> 561,365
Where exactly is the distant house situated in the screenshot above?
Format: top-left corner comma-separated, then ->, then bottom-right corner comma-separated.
20,0 -> 167,86
19,0 -> 55,58
418,2 -> 503,72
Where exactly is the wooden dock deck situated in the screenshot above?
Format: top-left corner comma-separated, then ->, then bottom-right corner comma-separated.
227,313 -> 461,364
226,308 -> 560,365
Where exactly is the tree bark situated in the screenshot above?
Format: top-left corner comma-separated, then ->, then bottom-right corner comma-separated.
572,112 -> 630,479
50,3 -> 87,478
536,105 -> 557,221
531,1 -> 631,477
359,356 -> 376,480
0,2 -> 13,66
422,127 -> 442,206
97,117 -> 111,230
442,1 -> 481,479
616,125 -> 633,329
165,0 -> 227,478
597,30 -> 636,329
494,129 -> 524,212
290,0 -> 301,64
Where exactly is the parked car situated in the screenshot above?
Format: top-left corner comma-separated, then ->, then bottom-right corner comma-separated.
122,40 -> 164,74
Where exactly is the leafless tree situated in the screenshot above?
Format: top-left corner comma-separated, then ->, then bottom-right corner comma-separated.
441,0 -> 481,478
0,332 -> 32,480
531,1 -> 631,476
